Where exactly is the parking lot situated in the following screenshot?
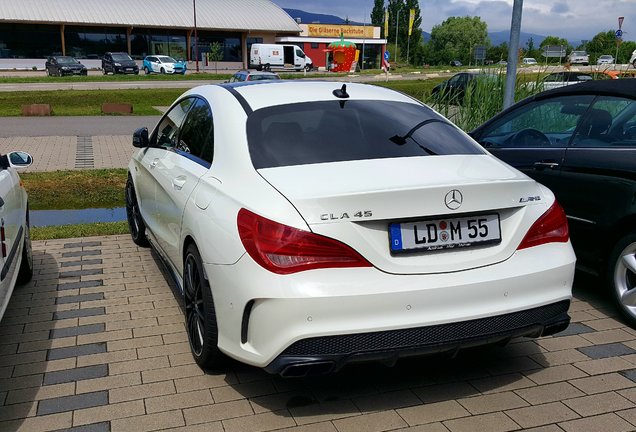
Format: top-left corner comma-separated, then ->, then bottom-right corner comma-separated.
1,118 -> 636,432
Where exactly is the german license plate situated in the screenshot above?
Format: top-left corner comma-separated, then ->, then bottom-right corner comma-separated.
389,213 -> 501,253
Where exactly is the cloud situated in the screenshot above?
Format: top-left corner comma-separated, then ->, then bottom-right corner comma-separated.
273,0 -> 636,41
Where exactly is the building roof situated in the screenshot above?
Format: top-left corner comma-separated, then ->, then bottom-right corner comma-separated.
0,0 -> 301,32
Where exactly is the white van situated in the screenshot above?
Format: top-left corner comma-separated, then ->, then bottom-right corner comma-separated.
250,44 -> 313,72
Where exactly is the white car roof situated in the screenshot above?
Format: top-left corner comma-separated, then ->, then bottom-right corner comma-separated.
193,81 -> 421,112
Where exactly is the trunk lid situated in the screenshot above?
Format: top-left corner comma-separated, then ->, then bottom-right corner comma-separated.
258,155 -> 549,274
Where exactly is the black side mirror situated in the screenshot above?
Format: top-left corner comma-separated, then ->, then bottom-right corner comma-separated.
133,127 -> 149,148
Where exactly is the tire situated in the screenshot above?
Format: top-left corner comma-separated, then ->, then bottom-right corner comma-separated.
125,176 -> 149,247
160,67 -> 165,74
305,64 -> 312,72
16,209 -> 33,285
608,231 -> 636,326
184,244 -> 225,370
144,66 -> 150,74
102,67 -> 107,75
633,60 -> 636,68
57,70 -> 62,77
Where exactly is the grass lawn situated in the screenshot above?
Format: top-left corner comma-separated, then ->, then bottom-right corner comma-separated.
0,89 -> 185,116
31,221 -> 129,241
21,169 -> 127,210
0,79 -> 450,116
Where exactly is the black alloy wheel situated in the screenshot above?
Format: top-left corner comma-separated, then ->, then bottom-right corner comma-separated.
17,208 -> 33,285
160,67 -> 165,74
125,176 -> 149,247
184,244 -> 225,369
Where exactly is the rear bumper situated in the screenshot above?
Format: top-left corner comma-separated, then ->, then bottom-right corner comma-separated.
264,300 -> 570,377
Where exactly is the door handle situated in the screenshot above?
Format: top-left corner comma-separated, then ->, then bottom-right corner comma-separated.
149,158 -> 159,169
172,176 -> 187,190
533,161 -> 560,170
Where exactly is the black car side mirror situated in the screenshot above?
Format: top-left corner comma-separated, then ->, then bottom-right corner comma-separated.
133,127 -> 149,148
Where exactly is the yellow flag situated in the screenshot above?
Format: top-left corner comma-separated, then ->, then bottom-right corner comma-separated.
384,9 -> 389,38
408,9 -> 415,36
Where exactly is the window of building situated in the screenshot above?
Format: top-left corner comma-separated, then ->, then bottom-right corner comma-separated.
311,42 -> 319,49
0,24 -> 61,58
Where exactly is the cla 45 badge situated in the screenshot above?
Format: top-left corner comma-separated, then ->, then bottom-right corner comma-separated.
321,211 -> 373,221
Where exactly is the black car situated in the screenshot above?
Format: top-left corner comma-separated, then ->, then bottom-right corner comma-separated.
431,72 -> 499,103
470,80 -> 636,325
102,52 -> 139,75
45,56 -> 87,77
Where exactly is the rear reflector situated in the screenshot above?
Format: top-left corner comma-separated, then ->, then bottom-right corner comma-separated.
237,208 -> 371,274
518,201 -> 569,250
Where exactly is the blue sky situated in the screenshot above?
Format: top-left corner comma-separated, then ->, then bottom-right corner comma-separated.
272,0 -> 635,41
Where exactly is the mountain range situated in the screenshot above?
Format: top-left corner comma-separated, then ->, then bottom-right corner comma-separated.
283,8 -> 582,48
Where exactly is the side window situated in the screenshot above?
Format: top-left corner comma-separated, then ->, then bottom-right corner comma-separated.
573,96 -> 636,147
177,98 -> 214,164
448,75 -> 462,86
477,95 -> 595,148
152,98 -> 195,148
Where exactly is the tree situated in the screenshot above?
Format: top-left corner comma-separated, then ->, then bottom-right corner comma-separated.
619,40 -> 636,65
208,42 -> 223,74
383,0 -> 423,65
427,16 -> 489,65
371,0 -> 386,38
525,37 -> 541,60
487,42 -> 508,63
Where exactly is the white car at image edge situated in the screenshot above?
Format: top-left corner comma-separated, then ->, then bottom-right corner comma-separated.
126,81 -> 575,377
0,151 -> 34,323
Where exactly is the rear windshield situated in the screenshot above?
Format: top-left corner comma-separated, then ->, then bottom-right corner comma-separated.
246,100 -> 484,169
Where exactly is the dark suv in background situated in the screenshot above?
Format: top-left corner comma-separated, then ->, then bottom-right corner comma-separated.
102,52 -> 139,75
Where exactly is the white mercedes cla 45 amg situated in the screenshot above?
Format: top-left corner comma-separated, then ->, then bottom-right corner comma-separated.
126,81 -> 575,377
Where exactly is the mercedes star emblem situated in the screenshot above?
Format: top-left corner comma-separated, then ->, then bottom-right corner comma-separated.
444,189 -> 463,210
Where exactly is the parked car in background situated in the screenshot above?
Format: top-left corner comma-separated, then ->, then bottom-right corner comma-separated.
541,72 -> 593,91
228,70 -> 280,82
45,56 -> 87,76
0,151 -> 34,323
126,80 -> 574,376
431,72 -> 500,103
630,49 -> 636,67
597,55 -> 614,65
250,43 -> 312,72
470,80 -> 636,326
522,57 -> 538,65
142,55 -> 186,75
568,51 -> 590,65
102,52 -> 139,75
449,60 -> 462,67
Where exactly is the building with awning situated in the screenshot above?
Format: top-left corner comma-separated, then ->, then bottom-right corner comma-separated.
0,0 -> 300,69
276,23 -> 387,70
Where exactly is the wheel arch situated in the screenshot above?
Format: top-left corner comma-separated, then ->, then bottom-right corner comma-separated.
607,213 -> 636,258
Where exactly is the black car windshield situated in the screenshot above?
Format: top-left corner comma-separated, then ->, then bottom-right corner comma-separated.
56,56 -> 79,64
111,53 -> 132,61
157,56 -> 177,63
247,100 -> 484,169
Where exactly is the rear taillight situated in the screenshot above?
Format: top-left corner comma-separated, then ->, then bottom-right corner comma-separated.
237,208 -> 371,274
518,201 -> 569,250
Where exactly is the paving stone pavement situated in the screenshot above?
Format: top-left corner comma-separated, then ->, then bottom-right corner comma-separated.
1,235 -> 636,431
0,135 -> 134,171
